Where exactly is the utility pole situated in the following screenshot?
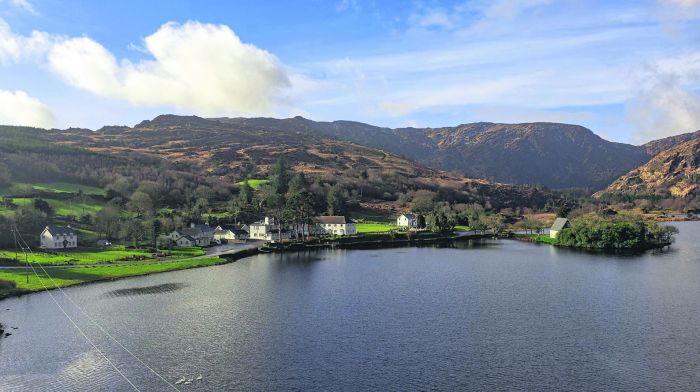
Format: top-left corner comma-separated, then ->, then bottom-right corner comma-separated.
24,247 -> 28,283
11,226 -> 18,263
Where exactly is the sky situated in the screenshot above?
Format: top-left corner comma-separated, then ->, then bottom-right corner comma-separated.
0,0 -> 699,143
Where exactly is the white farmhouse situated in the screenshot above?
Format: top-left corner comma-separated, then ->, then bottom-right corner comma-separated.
249,217 -> 288,242
316,216 -> 356,236
214,226 -> 249,242
396,213 -> 418,228
40,226 -> 78,249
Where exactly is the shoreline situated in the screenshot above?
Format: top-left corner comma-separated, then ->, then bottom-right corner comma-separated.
0,233 -> 493,301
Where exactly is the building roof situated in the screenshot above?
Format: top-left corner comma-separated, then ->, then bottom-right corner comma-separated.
45,226 -> 76,236
550,218 -> 570,231
231,229 -> 248,236
316,216 -> 351,224
191,224 -> 215,232
400,213 -> 417,219
177,234 -> 196,242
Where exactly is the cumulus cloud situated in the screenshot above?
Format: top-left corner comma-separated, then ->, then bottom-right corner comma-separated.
48,21 -> 290,115
627,52 -> 700,142
0,18 -> 52,62
0,89 -> 54,128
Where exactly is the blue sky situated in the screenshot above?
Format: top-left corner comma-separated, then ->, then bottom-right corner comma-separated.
0,0 -> 699,143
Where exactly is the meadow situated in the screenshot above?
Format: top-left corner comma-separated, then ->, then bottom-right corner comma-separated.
0,257 -> 225,298
355,223 -> 400,233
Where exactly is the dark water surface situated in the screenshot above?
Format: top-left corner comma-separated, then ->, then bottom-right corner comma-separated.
1,222 -> 699,391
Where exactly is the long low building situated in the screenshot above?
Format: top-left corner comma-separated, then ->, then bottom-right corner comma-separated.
316,216 -> 356,236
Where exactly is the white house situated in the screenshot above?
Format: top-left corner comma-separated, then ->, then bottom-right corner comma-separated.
315,216 -> 356,236
549,218 -> 571,239
169,223 -> 215,247
249,217 -> 289,242
396,213 -> 418,228
214,226 -> 249,242
40,226 -> 78,249
174,235 -> 196,247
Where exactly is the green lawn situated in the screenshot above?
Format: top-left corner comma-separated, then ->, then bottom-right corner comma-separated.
237,179 -> 269,190
30,182 -> 105,196
0,197 -> 103,216
356,223 -> 401,233
0,247 -> 155,265
0,257 -> 225,297
455,225 -> 471,231
163,246 -> 206,259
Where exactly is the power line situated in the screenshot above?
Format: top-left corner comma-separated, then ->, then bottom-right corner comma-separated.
13,226 -> 141,392
15,228 -> 182,391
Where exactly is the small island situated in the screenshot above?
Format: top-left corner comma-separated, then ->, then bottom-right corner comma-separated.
519,212 -> 678,250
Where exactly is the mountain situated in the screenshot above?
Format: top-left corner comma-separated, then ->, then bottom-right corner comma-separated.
601,138 -> 700,198
44,115 -> 558,210
641,130 -> 700,156
212,117 -> 650,189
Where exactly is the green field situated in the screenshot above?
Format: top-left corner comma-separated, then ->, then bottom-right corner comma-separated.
0,257 -> 225,298
0,245 -> 206,265
0,247 -> 155,265
163,246 -> 206,259
237,179 -> 269,190
356,223 -> 400,233
0,197 -> 103,216
455,225 -> 471,231
30,182 -> 105,196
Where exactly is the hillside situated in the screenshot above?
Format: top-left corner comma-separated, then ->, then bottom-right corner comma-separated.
641,130 -> 700,156
213,117 -> 650,189
601,138 -> 700,198
42,116 -> 558,211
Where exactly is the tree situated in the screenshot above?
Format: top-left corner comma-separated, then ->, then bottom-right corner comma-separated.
556,201 -> 573,218
269,159 -> 291,195
95,206 -> 121,240
127,191 -> 154,216
326,185 -> 346,215
0,162 -> 11,188
286,190 -> 316,241
411,190 -> 437,214
238,181 -> 254,204
33,198 -> 54,217
427,205 -> 456,233
287,172 -> 308,194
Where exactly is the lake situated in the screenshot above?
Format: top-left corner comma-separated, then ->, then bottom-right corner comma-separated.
1,221 -> 699,391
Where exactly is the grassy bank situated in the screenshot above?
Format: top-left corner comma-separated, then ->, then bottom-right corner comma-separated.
0,257 -> 226,299
515,234 -> 556,245
0,246 -> 205,265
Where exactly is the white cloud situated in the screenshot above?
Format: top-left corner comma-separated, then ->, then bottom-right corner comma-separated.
627,52 -> 700,142
1,0 -> 36,14
48,21 -> 290,115
661,0 -> 700,9
0,89 -> 54,128
0,18 -> 52,63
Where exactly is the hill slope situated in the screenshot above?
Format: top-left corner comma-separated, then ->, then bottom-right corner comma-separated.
45,116 -> 558,210
213,117 -> 650,189
641,130 -> 700,156
602,138 -> 700,198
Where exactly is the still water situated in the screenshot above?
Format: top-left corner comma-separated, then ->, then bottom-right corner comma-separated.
1,222 -> 699,391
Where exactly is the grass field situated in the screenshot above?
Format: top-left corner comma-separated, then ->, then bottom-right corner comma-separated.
30,182 -> 105,196
0,197 -> 103,216
356,223 -> 400,233
163,246 -> 206,259
455,225 -> 471,231
0,257 -> 225,298
237,179 -> 269,190
0,247 -> 155,265
0,245 -> 207,265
